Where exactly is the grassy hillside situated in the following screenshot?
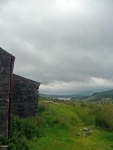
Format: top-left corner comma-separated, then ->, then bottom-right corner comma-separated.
93,89 -> 113,98
40,88 -> 113,99
71,89 -> 113,104
1,98 -> 113,150
40,88 -> 113,104
39,90 -> 95,99
72,96 -> 113,104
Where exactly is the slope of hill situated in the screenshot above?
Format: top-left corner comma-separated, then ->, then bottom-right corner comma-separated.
93,89 -> 113,98
40,90 -> 98,99
40,88 -> 113,104
40,88 -> 113,100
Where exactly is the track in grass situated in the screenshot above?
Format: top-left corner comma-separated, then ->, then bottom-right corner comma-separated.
29,101 -> 113,150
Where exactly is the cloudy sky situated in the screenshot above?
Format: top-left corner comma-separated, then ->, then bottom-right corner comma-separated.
1,0 -> 113,95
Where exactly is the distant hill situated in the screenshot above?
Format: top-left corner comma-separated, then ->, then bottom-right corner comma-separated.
39,93 -> 78,99
40,89 -> 113,104
40,90 -> 100,99
74,89 -> 113,104
39,88 -> 113,104
93,89 -> 113,98
40,89 -> 113,99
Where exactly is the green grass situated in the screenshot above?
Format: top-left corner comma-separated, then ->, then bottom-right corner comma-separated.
2,99 -> 113,150
28,100 -> 113,150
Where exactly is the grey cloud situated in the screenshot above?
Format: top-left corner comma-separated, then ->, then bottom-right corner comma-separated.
0,0 -> 113,94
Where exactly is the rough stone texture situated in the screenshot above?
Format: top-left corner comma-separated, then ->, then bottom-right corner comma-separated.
0,48 -> 12,137
0,145 -> 8,150
0,47 -> 40,138
12,74 -> 40,118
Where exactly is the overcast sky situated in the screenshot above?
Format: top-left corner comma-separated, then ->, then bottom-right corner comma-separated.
1,0 -> 113,95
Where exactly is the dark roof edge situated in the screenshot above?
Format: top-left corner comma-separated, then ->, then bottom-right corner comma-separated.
0,47 -> 15,58
13,74 -> 41,85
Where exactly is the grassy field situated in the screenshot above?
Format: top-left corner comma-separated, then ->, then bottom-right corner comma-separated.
1,99 -> 113,150
28,100 -> 113,150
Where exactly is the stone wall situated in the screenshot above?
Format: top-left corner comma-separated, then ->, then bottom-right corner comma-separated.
0,47 -> 40,137
0,48 -> 14,137
12,74 -> 40,118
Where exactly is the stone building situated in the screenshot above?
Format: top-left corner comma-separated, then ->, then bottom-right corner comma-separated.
0,47 -> 40,137
0,47 -> 15,137
12,74 -> 40,118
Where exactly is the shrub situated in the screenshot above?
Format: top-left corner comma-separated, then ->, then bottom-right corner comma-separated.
0,136 -> 29,150
9,115 -> 42,150
0,136 -> 8,145
8,137 -> 29,150
11,116 -> 41,139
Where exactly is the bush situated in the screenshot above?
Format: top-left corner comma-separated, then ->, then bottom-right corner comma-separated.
0,136 -> 8,145
0,136 -> 29,150
9,115 -> 42,150
9,137 -> 29,150
11,116 -> 41,139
